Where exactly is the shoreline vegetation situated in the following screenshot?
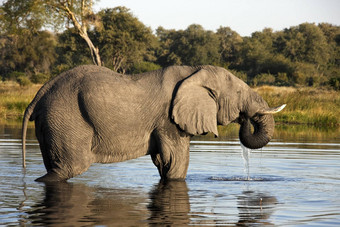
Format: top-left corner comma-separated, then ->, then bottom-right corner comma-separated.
0,82 -> 41,124
1,81 -> 339,128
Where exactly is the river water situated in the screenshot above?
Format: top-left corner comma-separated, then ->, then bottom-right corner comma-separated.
1,124 -> 340,226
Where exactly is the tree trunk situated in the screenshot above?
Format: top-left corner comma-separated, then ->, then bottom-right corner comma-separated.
80,33 -> 102,66
54,2 -> 102,66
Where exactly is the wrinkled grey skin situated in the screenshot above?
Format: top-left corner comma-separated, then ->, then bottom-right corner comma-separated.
22,65 -> 279,182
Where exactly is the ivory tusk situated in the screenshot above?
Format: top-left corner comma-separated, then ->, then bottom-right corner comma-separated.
258,104 -> 286,115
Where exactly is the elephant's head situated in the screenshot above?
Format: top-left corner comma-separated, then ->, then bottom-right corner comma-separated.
171,66 -> 285,149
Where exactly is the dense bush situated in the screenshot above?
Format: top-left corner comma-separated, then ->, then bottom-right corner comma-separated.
253,73 -> 276,86
128,61 -> 161,74
30,73 -> 50,84
3,71 -> 26,82
329,76 -> 340,90
16,75 -> 31,86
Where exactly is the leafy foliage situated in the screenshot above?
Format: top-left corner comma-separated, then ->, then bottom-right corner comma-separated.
0,30 -> 56,79
94,7 -> 158,73
54,28 -> 92,71
0,1 -> 339,89
156,24 -> 220,66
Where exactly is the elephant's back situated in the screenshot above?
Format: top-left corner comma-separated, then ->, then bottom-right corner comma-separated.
48,65 -> 122,91
30,66 -> 115,119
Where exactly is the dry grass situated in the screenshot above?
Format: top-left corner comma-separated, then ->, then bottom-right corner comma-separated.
255,86 -> 340,126
0,82 -> 41,123
1,82 -> 339,127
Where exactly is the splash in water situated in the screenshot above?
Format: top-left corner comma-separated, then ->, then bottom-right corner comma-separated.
240,142 -> 251,180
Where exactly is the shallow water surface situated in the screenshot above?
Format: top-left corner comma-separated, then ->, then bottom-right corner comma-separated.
1,125 -> 340,226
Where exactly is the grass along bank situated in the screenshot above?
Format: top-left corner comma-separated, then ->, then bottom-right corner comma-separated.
255,86 -> 340,126
0,82 -> 41,124
0,82 -> 339,127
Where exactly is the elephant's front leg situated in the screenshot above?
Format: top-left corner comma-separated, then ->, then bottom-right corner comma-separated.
150,127 -> 190,181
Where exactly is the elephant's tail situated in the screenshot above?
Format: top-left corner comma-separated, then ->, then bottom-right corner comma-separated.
22,95 -> 43,168
21,83 -> 49,168
21,73 -> 62,168
22,105 -> 33,168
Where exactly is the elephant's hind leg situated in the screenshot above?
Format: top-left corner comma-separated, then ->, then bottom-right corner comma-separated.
35,144 -> 93,182
35,120 -> 94,182
35,156 -> 92,182
34,120 -> 66,182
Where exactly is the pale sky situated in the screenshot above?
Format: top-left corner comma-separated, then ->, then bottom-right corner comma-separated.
95,0 -> 340,36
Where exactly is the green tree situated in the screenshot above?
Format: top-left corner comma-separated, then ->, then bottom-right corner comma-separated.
53,28 -> 92,74
318,23 -> 340,79
0,30 -> 56,80
156,24 -> 220,67
274,23 -> 338,86
0,0 -> 47,34
46,0 -> 102,66
1,0 -> 101,66
237,28 -> 276,76
216,26 -> 243,68
236,28 -> 298,85
155,27 -> 182,66
1,0 -> 57,79
276,23 -> 332,66
180,24 -> 220,66
93,7 -> 158,73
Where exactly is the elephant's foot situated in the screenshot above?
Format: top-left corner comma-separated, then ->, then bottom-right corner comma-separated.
35,171 -> 68,182
161,176 -> 186,182
160,168 -> 188,181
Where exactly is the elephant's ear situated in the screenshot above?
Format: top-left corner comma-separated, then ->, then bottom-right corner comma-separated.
172,69 -> 219,137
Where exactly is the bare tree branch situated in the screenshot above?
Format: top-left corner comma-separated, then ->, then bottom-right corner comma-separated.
47,0 -> 101,66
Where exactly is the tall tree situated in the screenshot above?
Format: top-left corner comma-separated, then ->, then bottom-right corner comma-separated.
1,1 -> 57,77
156,27 -> 182,66
46,0 -> 101,66
94,7 -> 158,73
237,29 -> 276,76
0,0 -> 46,34
156,24 -> 220,67
0,0 -> 101,66
216,26 -> 243,68
0,30 -> 57,78
53,28 -> 92,73
318,23 -> 340,68
276,23 -> 331,67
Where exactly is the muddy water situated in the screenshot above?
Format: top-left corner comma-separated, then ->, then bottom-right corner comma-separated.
1,125 -> 340,226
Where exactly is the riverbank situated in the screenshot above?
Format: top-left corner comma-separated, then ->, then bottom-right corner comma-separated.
0,82 -> 339,127
255,86 -> 340,126
0,82 -> 41,124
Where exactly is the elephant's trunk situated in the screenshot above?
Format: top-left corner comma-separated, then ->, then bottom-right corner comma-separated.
239,114 -> 275,149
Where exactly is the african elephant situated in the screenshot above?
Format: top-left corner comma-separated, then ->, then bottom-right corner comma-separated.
22,65 -> 285,182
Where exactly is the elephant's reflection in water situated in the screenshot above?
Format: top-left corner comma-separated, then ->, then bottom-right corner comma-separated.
25,181 -> 277,226
26,181 -> 190,226
27,182 -> 149,226
148,181 -> 190,225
